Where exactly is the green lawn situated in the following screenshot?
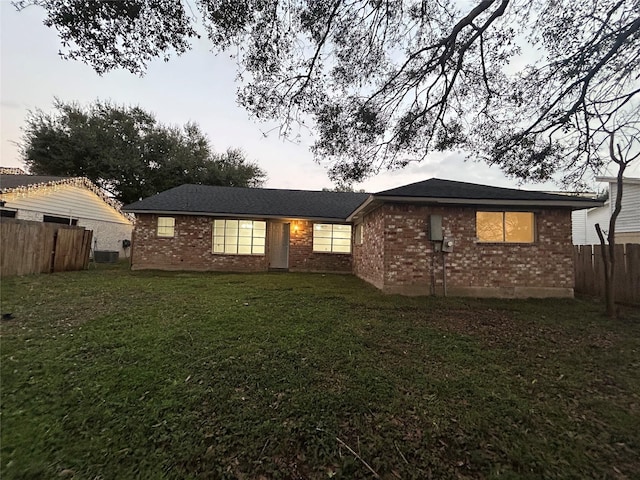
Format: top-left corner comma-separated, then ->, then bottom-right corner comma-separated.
1,265 -> 639,479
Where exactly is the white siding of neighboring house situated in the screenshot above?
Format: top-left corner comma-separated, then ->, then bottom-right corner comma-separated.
572,179 -> 640,245
572,206 -> 610,245
609,182 -> 640,234
78,219 -> 134,258
2,184 -> 133,256
585,204 -> 612,244
16,209 -> 44,222
572,210 -> 587,245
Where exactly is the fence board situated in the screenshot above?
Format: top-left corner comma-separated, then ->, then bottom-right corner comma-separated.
628,244 -> 640,304
1,223 -> 15,276
81,230 -> 93,269
0,219 -> 91,277
593,247 -> 605,298
574,243 -> 640,305
578,245 -> 591,293
573,246 -> 582,293
613,244 -> 628,302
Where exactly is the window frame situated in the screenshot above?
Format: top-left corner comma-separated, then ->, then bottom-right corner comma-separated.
157,216 -> 175,238
354,223 -> 364,245
476,211 -> 535,244
44,214 -> 78,226
312,223 -> 353,254
212,219 -> 266,256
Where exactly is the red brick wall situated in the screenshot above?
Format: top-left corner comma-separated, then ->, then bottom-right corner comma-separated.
133,206 -> 575,298
289,220 -> 352,273
353,208 -> 385,289
354,204 -> 575,297
131,214 -> 268,271
383,205 -> 432,292
131,215 -> 352,273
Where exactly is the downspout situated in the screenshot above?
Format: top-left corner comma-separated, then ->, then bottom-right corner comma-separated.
442,252 -> 447,297
430,245 -> 436,296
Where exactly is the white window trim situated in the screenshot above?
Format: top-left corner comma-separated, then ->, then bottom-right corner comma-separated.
212,219 -> 266,255
312,223 -> 353,254
157,217 -> 175,238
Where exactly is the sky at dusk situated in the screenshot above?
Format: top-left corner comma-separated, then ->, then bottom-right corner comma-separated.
1,3 -> 636,193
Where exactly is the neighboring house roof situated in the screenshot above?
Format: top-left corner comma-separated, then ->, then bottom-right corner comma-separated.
0,174 -> 133,223
0,175 -> 71,190
348,178 -> 604,221
124,184 -> 370,221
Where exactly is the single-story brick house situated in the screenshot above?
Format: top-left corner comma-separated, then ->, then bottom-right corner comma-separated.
124,178 -> 602,298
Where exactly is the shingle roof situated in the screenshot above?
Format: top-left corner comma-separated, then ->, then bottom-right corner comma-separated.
0,175 -> 72,191
375,178 -> 599,203
124,184 -> 370,221
124,178 -> 604,221
345,178 -> 604,220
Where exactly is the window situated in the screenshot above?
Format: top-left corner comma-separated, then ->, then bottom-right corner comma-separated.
44,215 -> 78,226
157,217 -> 175,237
476,212 -> 534,243
212,219 -> 266,255
313,224 -> 352,253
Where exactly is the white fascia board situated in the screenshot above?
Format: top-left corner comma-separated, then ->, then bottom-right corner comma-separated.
596,176 -> 640,185
346,195 -> 377,222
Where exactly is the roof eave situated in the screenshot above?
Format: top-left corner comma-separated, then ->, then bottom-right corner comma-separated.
596,176 -> 640,185
123,209 -> 353,223
378,195 -> 604,208
346,195 -> 378,222
347,195 -> 603,219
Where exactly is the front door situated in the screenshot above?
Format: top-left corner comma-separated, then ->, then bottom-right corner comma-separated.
268,222 -> 290,269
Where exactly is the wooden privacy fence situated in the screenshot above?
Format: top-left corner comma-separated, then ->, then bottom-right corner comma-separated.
574,244 -> 640,305
0,219 -> 93,277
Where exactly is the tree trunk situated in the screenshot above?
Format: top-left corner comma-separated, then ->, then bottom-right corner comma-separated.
595,146 -> 627,318
595,223 -> 615,317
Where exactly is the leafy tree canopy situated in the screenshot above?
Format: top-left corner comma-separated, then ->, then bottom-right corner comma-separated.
20,99 -> 266,204
15,0 -> 640,187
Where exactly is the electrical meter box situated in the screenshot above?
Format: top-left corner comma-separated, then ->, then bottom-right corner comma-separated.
429,215 -> 443,241
441,237 -> 454,252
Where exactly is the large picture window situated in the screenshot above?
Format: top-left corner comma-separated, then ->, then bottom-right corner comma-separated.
476,212 -> 534,243
313,224 -> 352,253
213,219 -> 266,255
157,217 -> 175,237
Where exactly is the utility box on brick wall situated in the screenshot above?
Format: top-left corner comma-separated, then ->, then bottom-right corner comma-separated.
429,215 -> 443,241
